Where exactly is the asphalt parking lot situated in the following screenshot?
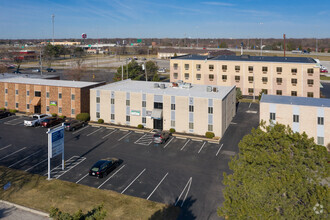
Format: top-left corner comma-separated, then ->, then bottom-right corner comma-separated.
0,102 -> 259,220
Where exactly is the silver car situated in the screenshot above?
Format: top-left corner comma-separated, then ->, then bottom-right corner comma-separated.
153,131 -> 170,144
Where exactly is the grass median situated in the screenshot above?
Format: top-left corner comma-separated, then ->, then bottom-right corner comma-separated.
0,166 -> 180,220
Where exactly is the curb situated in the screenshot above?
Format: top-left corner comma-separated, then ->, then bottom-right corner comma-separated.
0,200 -> 49,218
173,133 -> 220,144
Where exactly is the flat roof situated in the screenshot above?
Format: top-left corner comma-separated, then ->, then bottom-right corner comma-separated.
0,77 -> 102,88
92,79 -> 235,100
260,94 -> 330,108
172,54 -> 316,64
0,73 -> 58,80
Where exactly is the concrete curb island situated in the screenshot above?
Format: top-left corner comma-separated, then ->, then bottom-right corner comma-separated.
0,200 -> 49,218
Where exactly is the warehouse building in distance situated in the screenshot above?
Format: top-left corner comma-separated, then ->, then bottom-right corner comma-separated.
260,94 -> 330,147
170,55 -> 320,98
90,79 -> 236,137
0,77 -> 104,117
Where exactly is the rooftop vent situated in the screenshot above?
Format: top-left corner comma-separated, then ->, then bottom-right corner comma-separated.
154,83 -> 159,88
207,86 -> 212,92
181,83 -> 191,89
160,84 -> 165,89
213,87 -> 218,92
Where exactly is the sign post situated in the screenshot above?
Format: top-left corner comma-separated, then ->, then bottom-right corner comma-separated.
47,124 -> 65,180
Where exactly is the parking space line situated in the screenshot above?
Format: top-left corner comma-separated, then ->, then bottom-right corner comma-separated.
163,137 -> 174,148
118,131 -> 132,141
0,115 -> 15,122
249,102 -> 252,108
25,158 -> 48,172
134,133 -> 146,142
98,164 -> 126,189
146,172 -> 169,200
13,120 -> 25,125
102,129 -> 116,139
191,139 -> 203,142
175,177 -> 192,207
72,125 -> 90,134
76,173 -> 89,184
121,168 -> 146,194
43,156 -> 78,176
0,147 -> 26,161
198,142 -> 206,154
180,139 -> 190,151
86,127 -> 103,136
8,150 -> 42,168
0,144 -> 12,151
56,157 -> 86,179
216,144 -> 224,156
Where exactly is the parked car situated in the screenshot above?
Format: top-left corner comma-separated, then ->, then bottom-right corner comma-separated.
157,68 -> 166,73
24,114 -> 51,127
32,69 -> 40,73
133,56 -> 138,60
89,158 -> 120,178
153,131 -> 170,144
41,117 -> 64,128
46,68 -> 56,72
0,111 -> 13,119
12,70 -> 21,74
320,68 -> 328,73
64,119 -> 87,131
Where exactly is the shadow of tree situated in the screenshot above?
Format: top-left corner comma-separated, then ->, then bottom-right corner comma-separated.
0,205 -> 16,218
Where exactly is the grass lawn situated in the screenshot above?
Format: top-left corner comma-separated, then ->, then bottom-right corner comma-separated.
0,166 -> 180,220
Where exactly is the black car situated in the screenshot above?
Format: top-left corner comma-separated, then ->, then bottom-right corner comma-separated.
12,70 -> 21,74
0,111 -> 12,119
89,158 -> 120,178
46,68 -> 56,72
64,119 -> 87,131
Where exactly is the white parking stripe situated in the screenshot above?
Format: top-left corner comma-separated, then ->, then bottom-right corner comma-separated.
102,129 -> 116,139
86,127 -> 103,136
118,131 -> 132,141
56,157 -> 86,179
198,142 -> 206,154
175,177 -> 192,207
0,147 -> 26,161
72,125 -> 90,134
0,144 -> 12,151
180,139 -> 190,151
98,164 -> 126,189
43,156 -> 78,175
76,173 -> 89,184
163,137 -> 174,148
147,172 -> 169,200
216,144 -> 224,156
0,115 -> 15,122
25,158 -> 48,172
8,150 -> 42,168
121,168 -> 146,194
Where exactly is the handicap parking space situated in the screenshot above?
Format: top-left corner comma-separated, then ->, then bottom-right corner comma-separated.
2,116 -> 30,126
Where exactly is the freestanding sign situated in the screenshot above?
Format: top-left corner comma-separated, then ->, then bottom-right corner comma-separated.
47,124 -> 65,179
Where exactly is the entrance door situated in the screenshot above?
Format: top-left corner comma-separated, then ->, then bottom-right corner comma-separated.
34,105 -> 41,114
153,119 -> 163,130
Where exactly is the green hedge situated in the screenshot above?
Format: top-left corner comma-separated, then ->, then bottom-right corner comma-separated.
59,115 -> 66,119
137,124 -> 144,129
9,109 -> 17,113
169,128 -> 176,133
76,113 -> 90,122
0,107 -> 6,111
205,132 -> 215,139
52,113 -> 58,117
98,119 -> 104,124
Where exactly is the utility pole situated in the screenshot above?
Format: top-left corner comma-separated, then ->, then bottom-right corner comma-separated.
52,14 -> 55,44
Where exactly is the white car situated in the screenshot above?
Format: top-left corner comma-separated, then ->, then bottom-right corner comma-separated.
157,68 -> 166,73
32,69 -> 40,73
24,114 -> 52,127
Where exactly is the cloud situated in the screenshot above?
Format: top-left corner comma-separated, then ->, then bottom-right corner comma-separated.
202,1 -> 235,6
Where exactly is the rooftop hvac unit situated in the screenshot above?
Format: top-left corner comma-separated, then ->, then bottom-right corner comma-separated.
181,83 -> 191,89
213,87 -> 218,92
207,86 -> 212,92
154,83 -> 159,88
160,84 -> 165,89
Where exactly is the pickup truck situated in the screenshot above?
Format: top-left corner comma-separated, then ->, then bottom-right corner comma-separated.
24,114 -> 51,127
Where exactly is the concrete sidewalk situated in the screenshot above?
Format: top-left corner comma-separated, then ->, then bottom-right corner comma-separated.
0,200 -> 49,220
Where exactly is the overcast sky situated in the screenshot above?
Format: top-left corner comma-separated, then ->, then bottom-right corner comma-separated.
0,0 -> 329,39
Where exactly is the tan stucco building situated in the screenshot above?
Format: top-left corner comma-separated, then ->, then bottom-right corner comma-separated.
90,79 -> 236,137
260,94 -> 330,147
170,55 -> 320,98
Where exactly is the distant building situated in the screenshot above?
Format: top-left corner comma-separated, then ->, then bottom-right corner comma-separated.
41,41 -> 81,46
260,94 -> 330,148
157,48 -> 235,59
9,50 -> 37,61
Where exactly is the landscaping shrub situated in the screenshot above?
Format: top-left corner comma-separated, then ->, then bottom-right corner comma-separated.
98,119 -> 104,124
137,124 -> 144,129
0,107 -> 6,111
169,128 -> 176,133
205,132 -> 215,139
59,115 -> 66,119
9,109 -> 17,114
76,113 -> 90,122
52,113 -> 58,117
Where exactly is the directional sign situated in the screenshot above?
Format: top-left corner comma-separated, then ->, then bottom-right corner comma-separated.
48,126 -> 64,158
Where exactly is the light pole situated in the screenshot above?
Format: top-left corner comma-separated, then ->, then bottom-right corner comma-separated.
52,14 -> 55,44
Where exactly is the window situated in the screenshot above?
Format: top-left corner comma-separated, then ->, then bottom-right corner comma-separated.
196,64 -> 201,70
307,68 -> 314,74
293,115 -> 299,123
173,63 -> 178,69
248,66 -> 253,72
189,105 -> 194,112
276,90 -> 282,95
184,64 -> 189,70
71,94 -> 75,100
5,88 -> 8,94
126,116 -> 130,122
262,66 -> 268,72
317,137 -> 324,145
276,67 -> 282,73
291,91 -> 297,96
184,73 -> 189,80
171,120 -> 175,127
262,77 -> 268,83
209,74 -> 214,81
235,76 -> 240,81
208,124 -> 213,132
111,114 -> 115,120
154,102 -> 163,109
96,112 -> 100,118
27,104 -> 30,109
261,89 -> 268,94
248,88 -> 254,93
276,78 -> 282,84
58,93 -> 62,99
222,65 -> 227,71
96,97 -> 100,103
222,75 -> 227,80
142,101 -> 146,107
189,122 -> 194,129
235,66 -> 240,71
15,103 -> 18,108
5,101 -> 7,107
196,74 -> 201,80
171,104 -> 175,110
142,117 -> 146,124
126,100 -> 130,106
248,76 -> 254,82
15,90 -> 18,95
46,106 -> 49,112
59,107 -> 62,113
111,98 -> 115,104
270,112 -> 276,120
173,73 -> 178,79
208,107 -> 213,114
35,91 -> 41,97
291,68 -> 297,74
209,65 -> 214,71
307,92 -> 314,97
72,109 -> 75,115
307,79 -> 314,85
27,90 -> 29,96
45,92 -> 49,98
317,117 -> 324,125
291,78 -> 297,84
